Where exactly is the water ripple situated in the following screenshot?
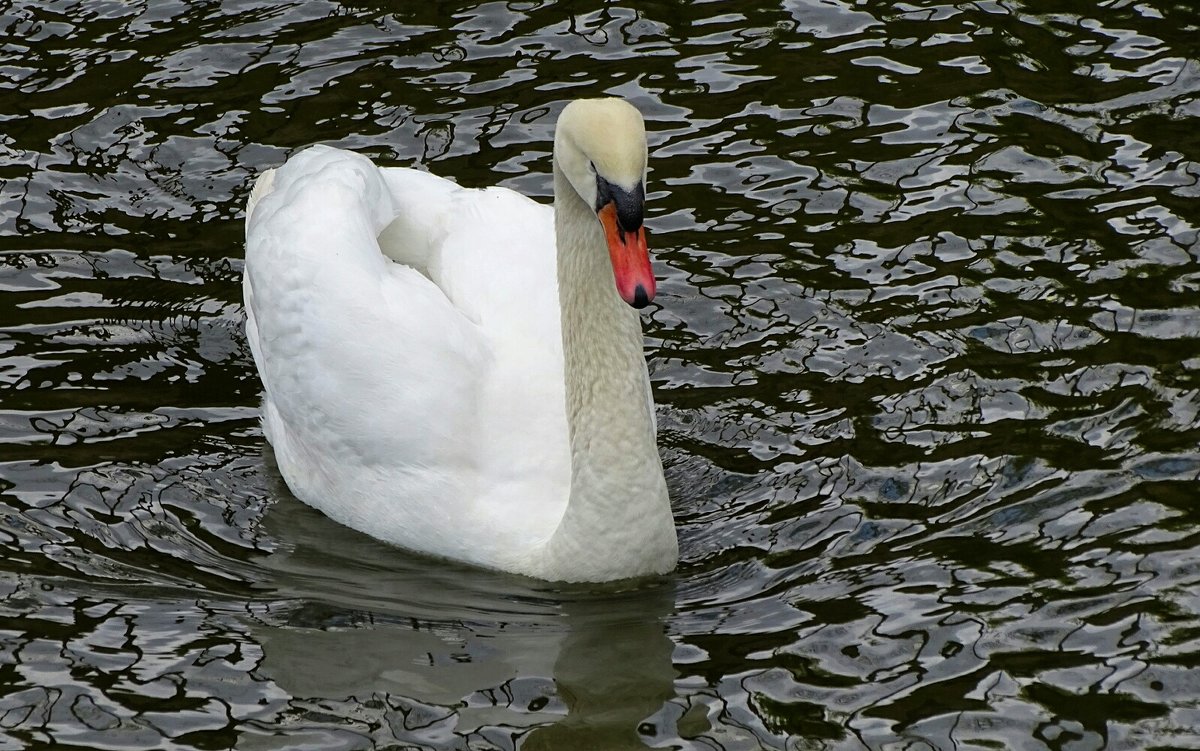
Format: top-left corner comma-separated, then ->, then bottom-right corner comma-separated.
1,0 -> 1199,748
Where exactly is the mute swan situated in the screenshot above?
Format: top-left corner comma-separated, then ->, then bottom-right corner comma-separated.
243,98 -> 677,582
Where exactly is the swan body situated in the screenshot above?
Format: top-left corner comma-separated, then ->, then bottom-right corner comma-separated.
244,99 -> 677,582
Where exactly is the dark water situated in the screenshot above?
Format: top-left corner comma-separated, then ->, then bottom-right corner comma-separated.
2,1 -> 1199,748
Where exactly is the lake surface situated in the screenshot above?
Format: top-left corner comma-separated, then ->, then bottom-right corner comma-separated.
2,1 -> 1199,748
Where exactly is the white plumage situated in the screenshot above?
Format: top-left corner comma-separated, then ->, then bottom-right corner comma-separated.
244,99 -> 676,581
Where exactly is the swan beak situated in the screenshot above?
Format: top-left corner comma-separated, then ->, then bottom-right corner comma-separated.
598,203 -> 655,309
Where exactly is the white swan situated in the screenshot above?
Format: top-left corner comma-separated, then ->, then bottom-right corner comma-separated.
243,98 -> 676,582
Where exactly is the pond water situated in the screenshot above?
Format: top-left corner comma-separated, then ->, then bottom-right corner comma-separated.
3,1 -> 1200,748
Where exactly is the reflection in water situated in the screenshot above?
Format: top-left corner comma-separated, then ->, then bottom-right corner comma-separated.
2,0 -> 1200,748
251,588 -> 677,750
254,492 -> 677,749
524,593 -> 676,750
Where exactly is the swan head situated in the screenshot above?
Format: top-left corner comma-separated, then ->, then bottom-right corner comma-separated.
555,98 -> 653,309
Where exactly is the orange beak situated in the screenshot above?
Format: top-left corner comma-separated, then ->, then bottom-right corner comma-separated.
598,203 -> 654,308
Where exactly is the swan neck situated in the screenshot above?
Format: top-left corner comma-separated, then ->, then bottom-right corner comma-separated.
546,159 -> 676,580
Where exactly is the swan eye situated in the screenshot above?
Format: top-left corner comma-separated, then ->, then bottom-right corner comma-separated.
595,174 -> 613,212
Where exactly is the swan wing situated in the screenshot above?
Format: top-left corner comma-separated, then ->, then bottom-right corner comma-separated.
376,164 -> 572,545
244,146 -> 568,568
245,147 -> 492,557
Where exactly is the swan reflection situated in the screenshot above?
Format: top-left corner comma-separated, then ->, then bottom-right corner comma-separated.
250,491 -> 676,748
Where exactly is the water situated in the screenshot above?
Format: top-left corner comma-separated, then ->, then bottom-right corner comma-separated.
2,1 -> 1199,748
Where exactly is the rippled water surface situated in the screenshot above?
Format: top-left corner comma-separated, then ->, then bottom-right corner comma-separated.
3,1 -> 1200,748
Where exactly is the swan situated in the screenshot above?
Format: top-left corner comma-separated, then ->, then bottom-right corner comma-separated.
243,98 -> 677,582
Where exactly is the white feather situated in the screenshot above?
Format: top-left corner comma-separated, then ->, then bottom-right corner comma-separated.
244,99 -> 676,581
